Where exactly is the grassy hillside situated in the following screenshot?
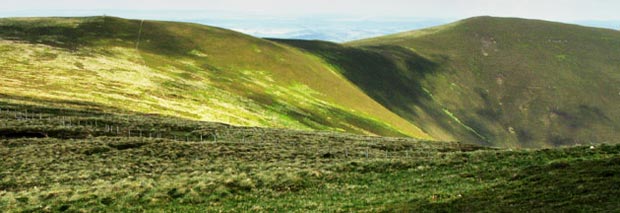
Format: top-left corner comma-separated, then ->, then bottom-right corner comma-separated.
0,16 -> 430,139
271,39 -> 478,144
2,100 -> 620,212
5,16 -> 618,147
2,16 -> 620,211
280,16 -> 620,147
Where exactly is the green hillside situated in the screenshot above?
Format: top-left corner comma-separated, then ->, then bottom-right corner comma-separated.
0,16 -> 431,139
279,16 -> 620,147
5,16 -> 619,148
271,39 -> 474,144
3,15 -> 620,212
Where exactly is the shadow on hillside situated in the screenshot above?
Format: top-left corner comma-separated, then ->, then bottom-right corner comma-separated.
0,17 -> 129,49
0,93 -> 122,115
270,39 -> 438,109
0,16 -> 193,56
0,93 -> 237,139
271,39 -> 489,143
0,93 -> 226,126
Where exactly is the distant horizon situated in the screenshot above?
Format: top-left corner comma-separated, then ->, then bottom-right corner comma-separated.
1,9 -> 618,42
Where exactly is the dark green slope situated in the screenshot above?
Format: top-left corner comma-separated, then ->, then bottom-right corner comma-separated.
270,39 -> 480,144
280,17 -> 620,147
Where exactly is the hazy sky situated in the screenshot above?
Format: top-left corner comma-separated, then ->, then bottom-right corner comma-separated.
2,0 -> 620,21
2,0 -> 618,41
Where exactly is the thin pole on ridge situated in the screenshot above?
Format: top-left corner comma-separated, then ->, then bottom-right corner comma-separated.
136,19 -> 144,50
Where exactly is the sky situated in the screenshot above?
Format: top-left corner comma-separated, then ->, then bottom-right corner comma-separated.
1,0 -> 619,41
3,0 -> 620,21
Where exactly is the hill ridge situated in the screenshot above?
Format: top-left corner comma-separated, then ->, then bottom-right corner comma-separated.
0,16 -> 432,140
2,15 -> 620,147
346,16 -> 620,147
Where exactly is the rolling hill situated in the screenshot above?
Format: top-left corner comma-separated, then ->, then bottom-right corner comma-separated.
278,16 -> 620,147
2,15 -> 620,212
0,16 -> 430,139
2,16 -> 620,148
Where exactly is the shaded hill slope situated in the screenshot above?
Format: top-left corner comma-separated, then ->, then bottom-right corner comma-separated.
279,16 -> 620,147
0,16 -> 430,139
270,39 -> 474,143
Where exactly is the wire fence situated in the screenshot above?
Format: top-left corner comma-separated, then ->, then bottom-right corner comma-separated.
0,106 -> 485,160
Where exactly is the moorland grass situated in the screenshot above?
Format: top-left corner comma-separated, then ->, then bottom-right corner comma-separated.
1,101 -> 619,212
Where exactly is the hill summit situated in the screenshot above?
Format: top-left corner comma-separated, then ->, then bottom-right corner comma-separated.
280,16 -> 620,147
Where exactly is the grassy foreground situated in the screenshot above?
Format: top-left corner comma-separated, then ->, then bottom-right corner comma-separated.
1,100 -> 620,212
